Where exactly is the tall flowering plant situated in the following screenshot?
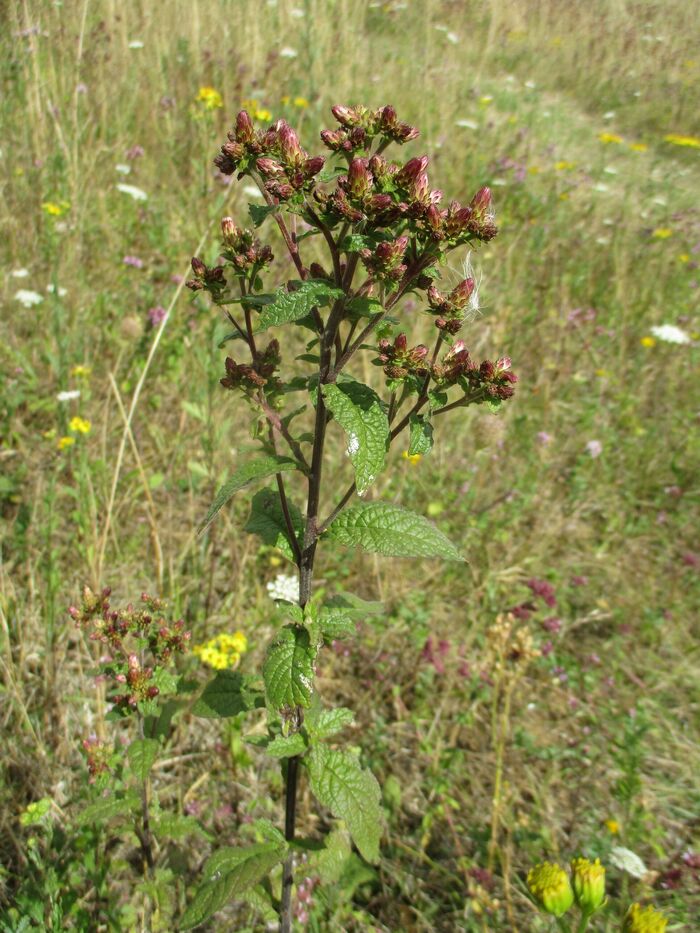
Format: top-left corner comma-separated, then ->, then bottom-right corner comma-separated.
183,104 -> 517,931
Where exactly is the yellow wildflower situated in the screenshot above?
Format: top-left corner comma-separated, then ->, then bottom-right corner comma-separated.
71,364 -> 92,378
640,336 -> 655,348
663,133 -> 700,148
193,631 -> 248,670
255,107 -> 272,121
554,160 -> 576,171
293,96 -> 309,109
652,228 -> 673,239
402,451 -> 422,465
69,416 -> 91,434
629,142 -> 648,152
598,132 -> 623,144
558,192 -> 570,201
479,95 -> 493,105
57,436 -> 75,451
280,95 -> 291,105
603,818 -> 620,834
571,858 -> 606,914
196,86 -> 223,110
527,862 -> 574,917
527,165 -> 540,175
622,903 -> 667,933
678,253 -> 690,262
42,200 -> 70,217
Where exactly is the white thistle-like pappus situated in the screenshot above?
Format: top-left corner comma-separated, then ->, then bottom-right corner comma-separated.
461,251 -> 482,320
266,573 -> 300,604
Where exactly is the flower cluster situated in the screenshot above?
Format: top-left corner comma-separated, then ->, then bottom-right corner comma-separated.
377,333 -> 429,380
427,277 -> 475,333
622,903 -> 668,932
193,631 -> 248,670
69,587 -> 190,713
220,339 -> 280,392
186,256 -> 227,298
219,217 -> 273,274
81,737 -> 112,784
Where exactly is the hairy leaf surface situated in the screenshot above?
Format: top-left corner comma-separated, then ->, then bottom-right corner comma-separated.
199,456 -> 298,535
322,381 -> 389,495
326,501 -> 463,560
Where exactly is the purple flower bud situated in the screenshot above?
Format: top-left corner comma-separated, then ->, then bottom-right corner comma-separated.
235,110 -> 255,143
449,278 -> 475,309
191,257 -> 206,276
278,122 -> 303,163
256,157 -> 284,176
347,157 -> 372,198
331,104 -> 358,127
398,155 -> 429,184
303,155 -> 325,178
470,186 -> 492,215
320,128 -> 346,150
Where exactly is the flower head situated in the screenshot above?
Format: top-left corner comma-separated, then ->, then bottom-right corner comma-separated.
193,631 -> 248,670
196,86 -> 223,110
527,862 -> 574,917
69,416 -> 91,435
650,324 -> 691,345
622,903 -> 668,932
571,857 -> 606,913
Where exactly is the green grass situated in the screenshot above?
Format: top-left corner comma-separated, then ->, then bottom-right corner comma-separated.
1,0 -> 699,930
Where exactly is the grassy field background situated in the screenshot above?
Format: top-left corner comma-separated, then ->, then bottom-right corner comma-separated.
1,0 -> 699,929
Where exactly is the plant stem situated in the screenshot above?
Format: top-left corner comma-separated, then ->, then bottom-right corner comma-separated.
280,755 -> 300,933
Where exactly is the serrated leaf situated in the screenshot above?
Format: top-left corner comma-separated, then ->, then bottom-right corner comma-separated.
408,414 -> 434,456
266,733 -> 307,758
322,381 -> 389,495
263,625 -> 316,709
180,842 -> 286,930
306,707 -> 355,740
314,829 -> 352,884
240,885 -> 278,923
193,671 -> 261,719
198,456 -> 299,535
346,297 -> 384,319
248,203 -> 277,227
152,813 -> 206,840
244,488 -> 303,561
340,233 -> 383,252
76,794 -> 140,826
326,501 -> 463,560
325,593 -> 384,617
127,738 -> 159,782
257,280 -> 343,332
317,607 -> 356,640
306,746 -> 382,864
152,667 -> 178,696
428,388 -> 448,412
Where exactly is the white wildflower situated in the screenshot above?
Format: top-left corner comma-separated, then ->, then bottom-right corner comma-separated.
446,32 -> 459,44
15,289 -> 43,307
116,183 -> 148,201
279,47 -> 298,59
650,324 -> 691,345
290,8 -> 305,17
115,163 -> 131,175
266,573 -> 300,603
47,284 -> 67,296
128,40 -> 144,49
11,268 -> 29,278
56,390 -> 81,402
455,119 -> 478,130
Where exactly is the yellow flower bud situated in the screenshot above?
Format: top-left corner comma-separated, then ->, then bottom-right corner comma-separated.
622,903 -> 668,933
527,862 -> 574,917
571,857 -> 606,913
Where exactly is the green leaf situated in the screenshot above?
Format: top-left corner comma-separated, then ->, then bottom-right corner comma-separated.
263,625 -> 316,709
180,842 -> 286,930
324,593 -> 384,617
317,606 -> 356,641
244,488 -> 303,561
346,297 -> 384,319
306,746 -> 382,863
322,381 -> 389,495
193,671 -> 261,719
198,456 -> 299,535
306,707 -> 355,740
248,203 -> 277,227
152,813 -> 207,840
408,414 -> 434,456
127,738 -> 160,782
313,829 -> 352,884
266,733 -> 307,758
76,794 -> 140,826
340,233 -> 383,252
257,280 -> 343,332
326,501 -> 464,560
428,388 -> 448,411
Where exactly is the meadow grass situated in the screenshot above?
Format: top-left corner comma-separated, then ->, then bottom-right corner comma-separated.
1,0 -> 699,929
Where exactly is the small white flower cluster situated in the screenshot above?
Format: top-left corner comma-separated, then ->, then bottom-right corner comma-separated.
650,324 -> 692,345
266,573 -> 300,603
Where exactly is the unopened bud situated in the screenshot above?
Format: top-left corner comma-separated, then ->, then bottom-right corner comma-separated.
527,862 -> 574,918
571,858 -> 606,915
235,110 -> 255,143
